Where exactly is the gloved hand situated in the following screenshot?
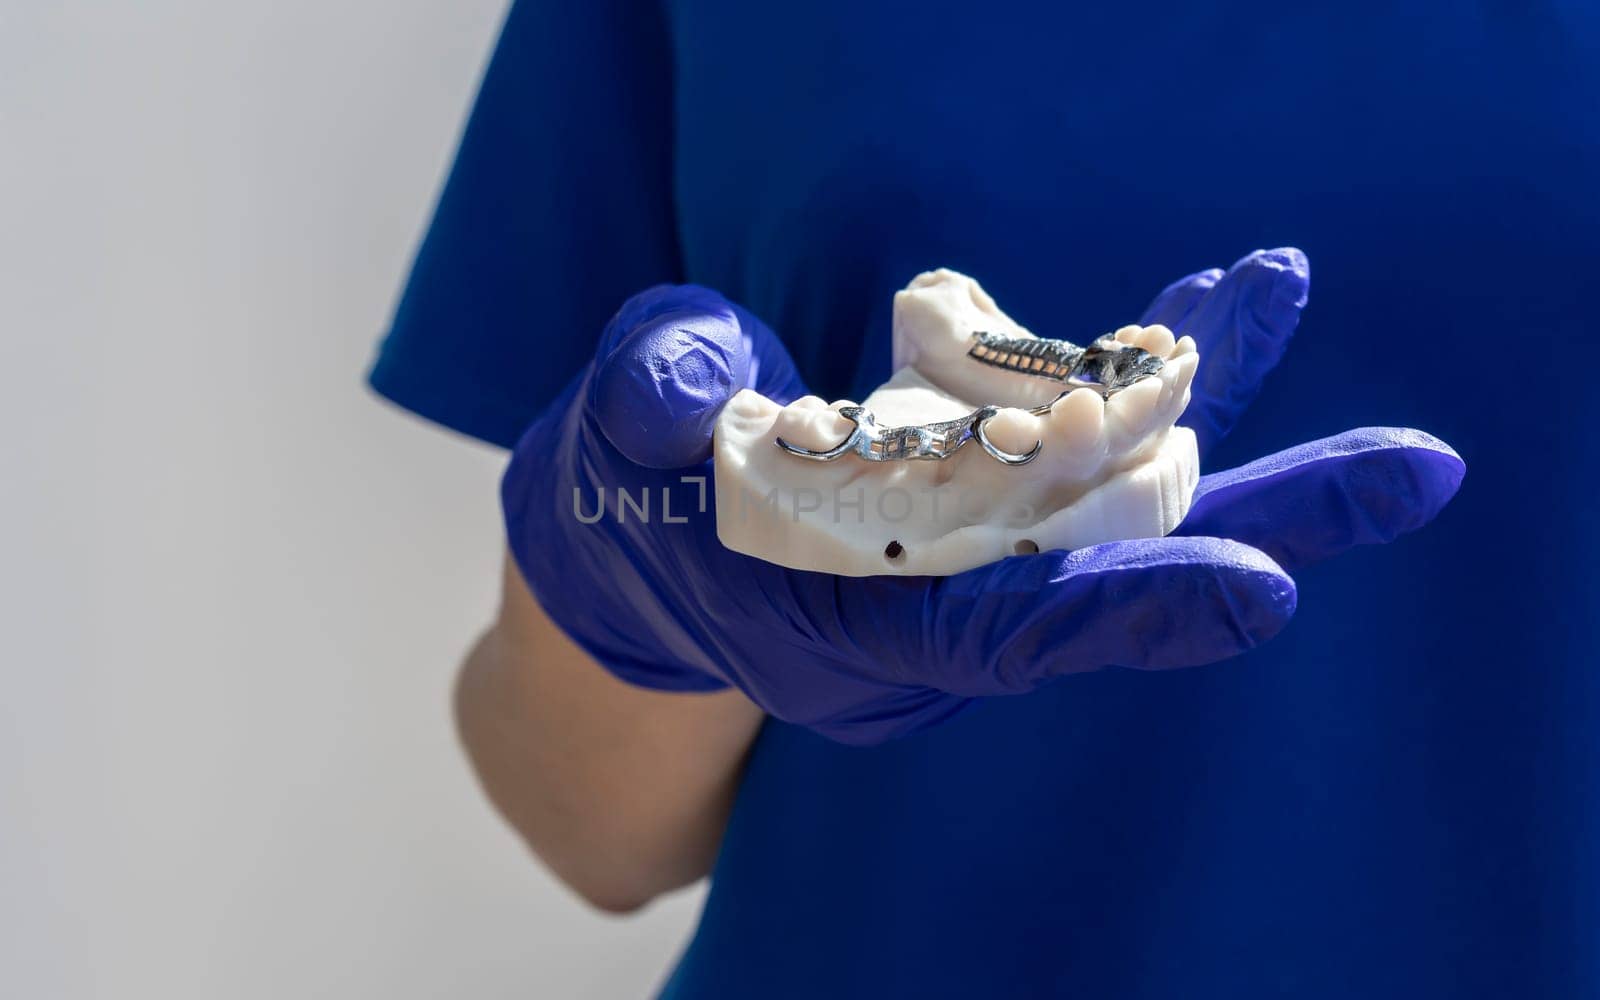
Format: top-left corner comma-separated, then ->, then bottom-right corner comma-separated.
502,249 -> 1464,745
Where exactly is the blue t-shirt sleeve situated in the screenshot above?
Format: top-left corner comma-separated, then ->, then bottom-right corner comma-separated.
367,0 -> 682,448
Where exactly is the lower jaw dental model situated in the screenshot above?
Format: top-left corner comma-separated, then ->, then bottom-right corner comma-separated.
713,270 -> 1200,576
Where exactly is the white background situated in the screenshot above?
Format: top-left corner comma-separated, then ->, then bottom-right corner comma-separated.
2,2 -> 703,996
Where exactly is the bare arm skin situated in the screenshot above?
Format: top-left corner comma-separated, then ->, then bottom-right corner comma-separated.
454,554 -> 765,913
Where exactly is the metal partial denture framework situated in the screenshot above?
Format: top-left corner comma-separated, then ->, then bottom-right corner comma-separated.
776,332 -> 1166,466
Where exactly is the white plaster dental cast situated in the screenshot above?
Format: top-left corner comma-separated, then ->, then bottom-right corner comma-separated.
713,270 -> 1200,576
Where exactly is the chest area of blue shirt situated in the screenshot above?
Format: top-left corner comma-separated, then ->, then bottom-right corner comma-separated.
664,2 -> 1594,371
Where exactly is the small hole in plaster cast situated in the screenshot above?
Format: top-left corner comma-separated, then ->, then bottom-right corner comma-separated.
1014,539 -> 1040,555
884,540 -> 905,562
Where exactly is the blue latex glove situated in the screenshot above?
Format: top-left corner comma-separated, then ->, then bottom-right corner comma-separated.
502,250 -> 1464,745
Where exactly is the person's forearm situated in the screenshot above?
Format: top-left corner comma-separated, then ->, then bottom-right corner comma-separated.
455,555 -> 764,913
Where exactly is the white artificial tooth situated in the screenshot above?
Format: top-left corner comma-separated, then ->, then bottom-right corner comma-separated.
774,398 -> 855,451
1157,367 -> 1180,412
1049,386 -> 1106,452
722,387 -> 780,422
1106,376 -> 1163,442
981,407 -> 1043,456
1157,362 -> 1181,411
1135,324 -> 1176,356
906,267 -> 963,291
965,275 -> 1002,316
1157,352 -> 1199,416
1169,352 -> 1199,391
1172,334 -> 1198,358
1113,324 -> 1142,344
789,395 -> 829,411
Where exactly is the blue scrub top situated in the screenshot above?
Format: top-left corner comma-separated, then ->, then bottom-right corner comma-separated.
370,3 -> 1600,996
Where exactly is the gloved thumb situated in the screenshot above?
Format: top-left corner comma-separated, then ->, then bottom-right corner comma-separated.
589,285 -> 805,469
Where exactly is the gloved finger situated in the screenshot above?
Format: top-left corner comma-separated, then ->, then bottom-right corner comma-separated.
1176,248 -> 1309,457
589,285 -> 807,469
1175,427 -> 1465,573
832,536 -> 1296,697
1138,267 -> 1224,329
